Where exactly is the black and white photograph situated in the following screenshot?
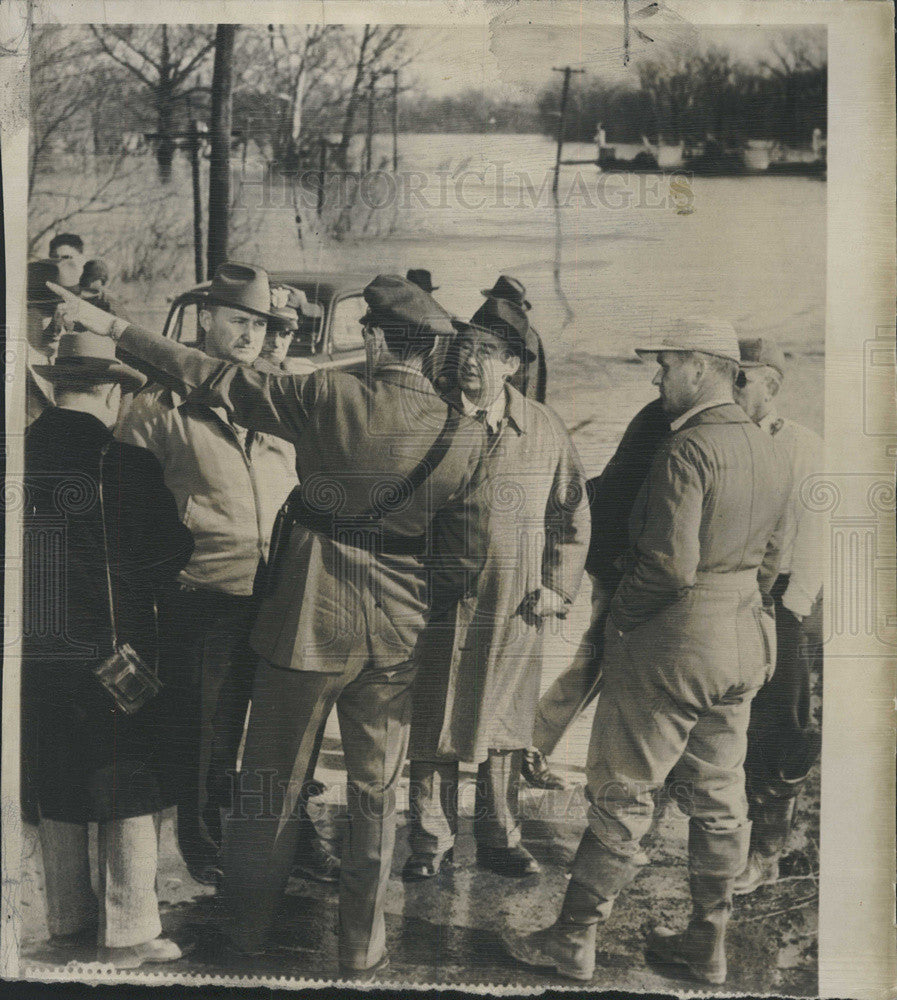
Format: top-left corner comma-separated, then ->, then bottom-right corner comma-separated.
1,1 -> 894,995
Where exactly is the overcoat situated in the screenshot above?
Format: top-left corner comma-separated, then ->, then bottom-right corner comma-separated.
409,385 -> 590,763
22,407 -> 194,823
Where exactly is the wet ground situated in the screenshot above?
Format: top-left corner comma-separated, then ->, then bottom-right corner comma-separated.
17,597 -> 820,994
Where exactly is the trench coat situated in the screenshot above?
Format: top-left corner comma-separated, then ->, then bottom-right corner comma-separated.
22,407 -> 194,823
409,385 -> 590,763
114,322 -> 488,674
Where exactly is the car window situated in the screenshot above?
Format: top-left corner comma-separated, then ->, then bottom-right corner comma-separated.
170,302 -> 203,348
330,295 -> 367,353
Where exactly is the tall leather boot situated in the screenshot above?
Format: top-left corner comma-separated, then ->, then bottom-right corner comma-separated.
735,780 -> 802,895
646,825 -> 748,986
502,830 -> 637,981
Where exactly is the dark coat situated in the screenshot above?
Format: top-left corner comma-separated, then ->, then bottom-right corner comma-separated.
584,397 -> 670,585
22,408 -> 194,823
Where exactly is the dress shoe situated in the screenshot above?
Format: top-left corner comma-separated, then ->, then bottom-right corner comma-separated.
186,860 -> 223,886
476,844 -> 540,877
338,953 -> 390,981
502,922 -> 596,981
98,936 -> 185,969
291,838 -> 341,883
733,851 -> 780,895
521,749 -> 567,790
402,847 -> 453,881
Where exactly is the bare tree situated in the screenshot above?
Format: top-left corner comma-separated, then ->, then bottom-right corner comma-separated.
89,25 -> 216,182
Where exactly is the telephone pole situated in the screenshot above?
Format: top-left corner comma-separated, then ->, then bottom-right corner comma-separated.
551,66 -> 584,196
389,69 -> 399,172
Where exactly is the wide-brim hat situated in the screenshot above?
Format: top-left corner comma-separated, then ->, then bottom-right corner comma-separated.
360,274 -> 454,339
480,274 -> 531,311
738,336 -> 786,377
406,269 -> 439,293
32,331 -> 146,394
201,262 -> 280,321
635,317 -> 740,364
467,297 -> 537,363
28,260 -> 65,310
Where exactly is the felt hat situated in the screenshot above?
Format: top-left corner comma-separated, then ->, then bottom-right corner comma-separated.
201,262 -> 280,321
480,274 -> 531,311
467,297 -> 537,363
406,269 -> 439,293
32,331 -> 146,394
28,260 -> 66,310
635,317 -> 741,364
738,336 -> 787,377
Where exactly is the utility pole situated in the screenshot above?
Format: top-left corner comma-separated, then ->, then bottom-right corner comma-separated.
389,69 -> 399,172
208,24 -> 237,278
551,66 -> 584,196
188,117 -> 204,284
365,72 -> 378,173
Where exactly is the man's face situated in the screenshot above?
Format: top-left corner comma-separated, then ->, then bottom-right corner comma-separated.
734,366 -> 776,424
260,326 -> 294,367
652,350 -> 701,417
454,328 -> 520,405
201,306 -> 268,364
50,244 -> 85,288
26,303 -> 70,359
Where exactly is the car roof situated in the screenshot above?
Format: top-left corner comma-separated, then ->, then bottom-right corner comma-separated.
171,271 -> 378,306
268,271 -> 377,302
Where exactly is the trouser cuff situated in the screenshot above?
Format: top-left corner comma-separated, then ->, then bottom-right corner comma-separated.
688,823 -> 750,878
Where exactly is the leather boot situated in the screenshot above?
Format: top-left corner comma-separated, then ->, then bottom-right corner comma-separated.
647,824 -> 748,986
503,830 -> 638,981
502,879 -> 604,981
735,795 -> 798,895
647,874 -> 732,985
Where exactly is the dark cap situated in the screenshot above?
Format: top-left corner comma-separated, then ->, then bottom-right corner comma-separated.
361,274 -> 454,340
406,269 -> 439,293
480,274 -> 531,311
468,297 -> 536,363
28,260 -> 65,309
79,259 -> 110,288
738,337 -> 787,377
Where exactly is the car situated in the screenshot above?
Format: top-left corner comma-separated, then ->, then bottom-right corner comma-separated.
161,270 -> 378,375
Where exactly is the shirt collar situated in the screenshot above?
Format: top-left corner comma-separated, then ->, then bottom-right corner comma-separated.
669,398 -> 734,432
461,387 -> 509,434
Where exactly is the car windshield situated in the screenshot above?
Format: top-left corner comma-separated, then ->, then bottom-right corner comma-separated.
288,313 -> 324,357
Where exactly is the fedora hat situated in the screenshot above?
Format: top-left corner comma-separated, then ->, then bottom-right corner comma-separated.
635,317 -> 741,364
406,269 -> 439,293
480,274 -> 531,311
28,260 -> 66,311
360,274 -> 454,339
32,331 -> 146,394
738,336 -> 787,377
202,262 -> 280,321
467,297 -> 537,363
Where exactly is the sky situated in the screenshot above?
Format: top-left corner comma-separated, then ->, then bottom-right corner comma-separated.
403,23 -> 826,100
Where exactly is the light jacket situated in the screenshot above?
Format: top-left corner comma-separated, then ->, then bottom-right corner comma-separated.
117,384 -> 296,596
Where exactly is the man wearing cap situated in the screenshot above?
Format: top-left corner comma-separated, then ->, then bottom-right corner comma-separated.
404,297 -> 589,880
503,318 -> 792,986
25,260 -> 74,424
255,285 -> 324,374
480,274 -> 547,403
733,337 -> 824,895
116,262 -> 300,887
23,331 -> 194,968
56,272 -> 487,977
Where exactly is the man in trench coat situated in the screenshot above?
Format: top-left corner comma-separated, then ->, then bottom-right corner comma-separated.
503,318 -> 792,986
405,297 -> 590,880
54,274 -> 486,978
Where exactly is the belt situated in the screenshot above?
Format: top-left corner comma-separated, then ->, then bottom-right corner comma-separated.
289,498 -> 428,558
693,569 -> 759,591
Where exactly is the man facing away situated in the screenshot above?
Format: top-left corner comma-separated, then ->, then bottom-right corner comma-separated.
56,273 -> 487,978
405,298 -> 589,880
503,318 -> 792,986
733,337 -> 824,894
116,263 -> 315,886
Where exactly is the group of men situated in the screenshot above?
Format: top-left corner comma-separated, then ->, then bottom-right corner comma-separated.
25,251 -> 822,984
